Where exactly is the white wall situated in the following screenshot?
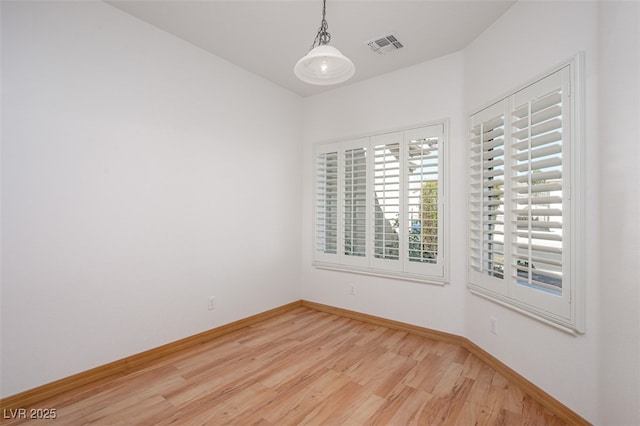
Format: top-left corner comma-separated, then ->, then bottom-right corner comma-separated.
301,52 -> 467,336
0,1 -> 302,397
463,2 -> 601,422
598,2 -> 640,424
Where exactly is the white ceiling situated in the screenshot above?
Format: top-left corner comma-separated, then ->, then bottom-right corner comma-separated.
107,1 -> 515,97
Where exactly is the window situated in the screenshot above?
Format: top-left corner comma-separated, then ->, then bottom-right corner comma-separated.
314,122 -> 448,284
468,56 -> 584,333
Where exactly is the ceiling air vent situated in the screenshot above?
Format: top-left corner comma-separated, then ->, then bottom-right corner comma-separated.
365,33 -> 404,55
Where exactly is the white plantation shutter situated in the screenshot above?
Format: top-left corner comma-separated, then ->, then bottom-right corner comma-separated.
511,82 -> 564,293
405,125 -> 444,276
314,144 -> 339,262
469,102 -> 507,293
371,132 -> 402,271
313,122 -> 448,283
509,68 -> 572,318
468,59 -> 583,332
342,139 -> 369,267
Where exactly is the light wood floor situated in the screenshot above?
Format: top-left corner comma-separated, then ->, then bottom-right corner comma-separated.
2,307 -> 566,425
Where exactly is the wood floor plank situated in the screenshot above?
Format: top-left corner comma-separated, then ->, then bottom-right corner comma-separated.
365,384 -> 418,425
2,307 -> 572,425
372,356 -> 418,399
414,394 -> 456,424
386,387 -> 432,425
431,361 -> 465,398
300,380 -> 364,425
419,355 -> 455,395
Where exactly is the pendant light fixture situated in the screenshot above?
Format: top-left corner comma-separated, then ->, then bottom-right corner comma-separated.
294,0 -> 355,86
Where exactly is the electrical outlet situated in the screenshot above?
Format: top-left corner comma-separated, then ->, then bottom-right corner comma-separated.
208,296 -> 216,310
350,284 -> 356,296
490,317 -> 497,334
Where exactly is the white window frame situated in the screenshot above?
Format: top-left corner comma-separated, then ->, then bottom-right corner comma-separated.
313,121 -> 450,285
467,54 -> 585,334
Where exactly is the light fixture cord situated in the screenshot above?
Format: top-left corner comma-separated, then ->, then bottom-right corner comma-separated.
310,0 -> 331,50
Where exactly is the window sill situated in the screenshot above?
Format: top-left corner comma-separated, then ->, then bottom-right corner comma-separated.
313,261 -> 449,286
467,285 -> 583,335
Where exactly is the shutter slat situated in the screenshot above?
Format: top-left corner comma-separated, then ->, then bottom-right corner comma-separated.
512,117 -> 562,140
481,128 -> 505,142
513,143 -> 562,161
513,156 -> 561,172
482,148 -> 504,160
483,179 -> 504,188
514,170 -> 561,183
513,220 -> 562,229
513,130 -> 562,151
513,208 -> 562,216
514,196 -> 563,205
515,183 -> 562,194
513,242 -> 562,254
515,231 -> 562,241
483,159 -> 505,169
481,138 -> 505,150
513,254 -> 563,267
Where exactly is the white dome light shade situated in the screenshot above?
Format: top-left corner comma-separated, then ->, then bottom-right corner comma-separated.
294,45 -> 355,85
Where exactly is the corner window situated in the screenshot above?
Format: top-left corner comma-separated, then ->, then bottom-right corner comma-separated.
468,56 -> 584,333
314,122 -> 449,284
